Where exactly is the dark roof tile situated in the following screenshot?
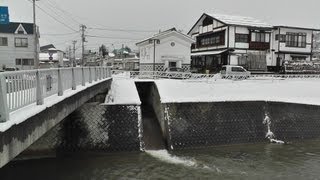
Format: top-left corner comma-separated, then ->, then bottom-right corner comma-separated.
0,22 -> 34,34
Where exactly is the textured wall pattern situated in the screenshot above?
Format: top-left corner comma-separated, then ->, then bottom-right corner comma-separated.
140,63 -> 165,71
163,101 -> 320,150
27,104 -> 142,153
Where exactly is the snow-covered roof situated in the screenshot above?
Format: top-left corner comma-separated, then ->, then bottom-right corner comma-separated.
136,28 -> 194,46
207,13 -> 272,28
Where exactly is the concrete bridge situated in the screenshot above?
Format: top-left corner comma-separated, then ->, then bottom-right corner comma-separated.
0,67 -> 112,167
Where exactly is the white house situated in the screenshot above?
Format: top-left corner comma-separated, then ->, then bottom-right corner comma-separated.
0,22 -> 38,70
268,26 -> 318,72
136,28 -> 195,72
188,13 -> 273,73
188,13 -> 320,73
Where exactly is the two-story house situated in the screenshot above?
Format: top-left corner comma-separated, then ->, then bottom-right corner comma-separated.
137,28 -> 195,72
188,13 -> 273,73
269,26 -> 318,72
0,22 -> 38,70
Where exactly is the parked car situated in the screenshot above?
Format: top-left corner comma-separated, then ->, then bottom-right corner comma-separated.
4,67 -> 19,71
220,65 -> 251,79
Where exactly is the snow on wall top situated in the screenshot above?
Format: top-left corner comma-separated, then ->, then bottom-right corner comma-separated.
105,78 -> 141,105
207,13 -> 272,28
155,79 -> 320,106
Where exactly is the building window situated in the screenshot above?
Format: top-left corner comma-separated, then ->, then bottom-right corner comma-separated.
0,37 -> 8,46
16,59 -> 22,65
251,32 -> 269,42
15,38 -> 28,47
197,30 -> 225,47
16,59 -> 34,66
286,32 -> 306,48
291,56 -> 306,61
235,34 -> 249,43
169,61 -> 177,67
275,34 -> 286,42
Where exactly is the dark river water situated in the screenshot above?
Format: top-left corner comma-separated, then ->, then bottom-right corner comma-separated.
2,140 -> 320,180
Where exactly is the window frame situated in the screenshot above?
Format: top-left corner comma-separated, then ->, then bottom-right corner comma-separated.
235,33 -> 249,43
14,37 -> 28,47
285,32 -> 307,48
0,37 -> 8,46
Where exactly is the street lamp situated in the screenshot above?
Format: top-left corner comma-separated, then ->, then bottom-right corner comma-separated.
149,39 -> 160,71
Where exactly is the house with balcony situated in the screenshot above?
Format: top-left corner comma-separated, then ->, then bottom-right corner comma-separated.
137,28 -> 195,72
0,22 -> 38,70
269,26 -> 319,72
188,13 -> 273,73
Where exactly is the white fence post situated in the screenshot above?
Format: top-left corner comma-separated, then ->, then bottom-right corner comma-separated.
81,67 -> 85,86
72,68 -> 76,90
89,67 -> 92,83
94,67 -> 97,81
0,75 -> 9,122
107,68 -> 111,77
36,70 -> 43,105
102,67 -> 105,79
58,68 -> 63,96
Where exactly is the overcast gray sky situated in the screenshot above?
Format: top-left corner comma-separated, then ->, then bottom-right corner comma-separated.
2,0 -> 320,54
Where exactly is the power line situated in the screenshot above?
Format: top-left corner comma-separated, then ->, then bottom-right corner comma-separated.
39,0 -> 79,28
86,35 -> 142,41
43,0 -> 82,25
26,0 -> 78,32
41,32 -> 79,36
87,27 -> 158,33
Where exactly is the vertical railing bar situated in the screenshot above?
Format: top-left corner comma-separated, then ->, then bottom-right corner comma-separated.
58,68 -> 63,96
36,70 -> 43,105
89,67 -> 92,83
0,74 -> 9,122
72,68 -> 76,90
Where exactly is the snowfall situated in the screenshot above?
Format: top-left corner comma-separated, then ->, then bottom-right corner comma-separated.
106,76 -> 320,106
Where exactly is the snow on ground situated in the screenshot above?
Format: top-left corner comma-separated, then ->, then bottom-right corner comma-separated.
155,79 -> 320,105
105,78 -> 141,105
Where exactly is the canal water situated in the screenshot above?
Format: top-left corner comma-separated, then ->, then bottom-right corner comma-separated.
1,139 -> 320,180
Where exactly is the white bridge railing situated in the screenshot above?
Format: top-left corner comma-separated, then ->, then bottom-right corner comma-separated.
112,70 -> 320,81
0,67 -> 112,122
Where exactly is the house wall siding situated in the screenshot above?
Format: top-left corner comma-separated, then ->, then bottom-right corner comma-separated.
0,33 -> 35,70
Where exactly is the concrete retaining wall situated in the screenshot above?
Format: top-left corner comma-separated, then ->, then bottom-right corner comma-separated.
25,104 -> 142,155
161,101 -> 320,150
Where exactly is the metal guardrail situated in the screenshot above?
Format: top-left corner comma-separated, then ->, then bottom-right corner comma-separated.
112,70 -> 320,81
0,67 -> 112,122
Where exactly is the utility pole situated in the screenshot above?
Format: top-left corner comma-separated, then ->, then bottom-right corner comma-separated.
68,46 -> 72,67
72,40 -> 77,67
80,24 -> 87,66
33,0 -> 39,69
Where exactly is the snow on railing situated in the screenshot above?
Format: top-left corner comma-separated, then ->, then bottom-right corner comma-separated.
112,70 -> 320,81
0,67 -> 111,122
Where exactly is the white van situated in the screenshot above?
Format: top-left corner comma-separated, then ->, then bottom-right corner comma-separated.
220,65 -> 251,79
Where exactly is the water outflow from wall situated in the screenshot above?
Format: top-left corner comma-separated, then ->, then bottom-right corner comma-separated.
145,150 -> 219,172
263,113 -> 285,144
